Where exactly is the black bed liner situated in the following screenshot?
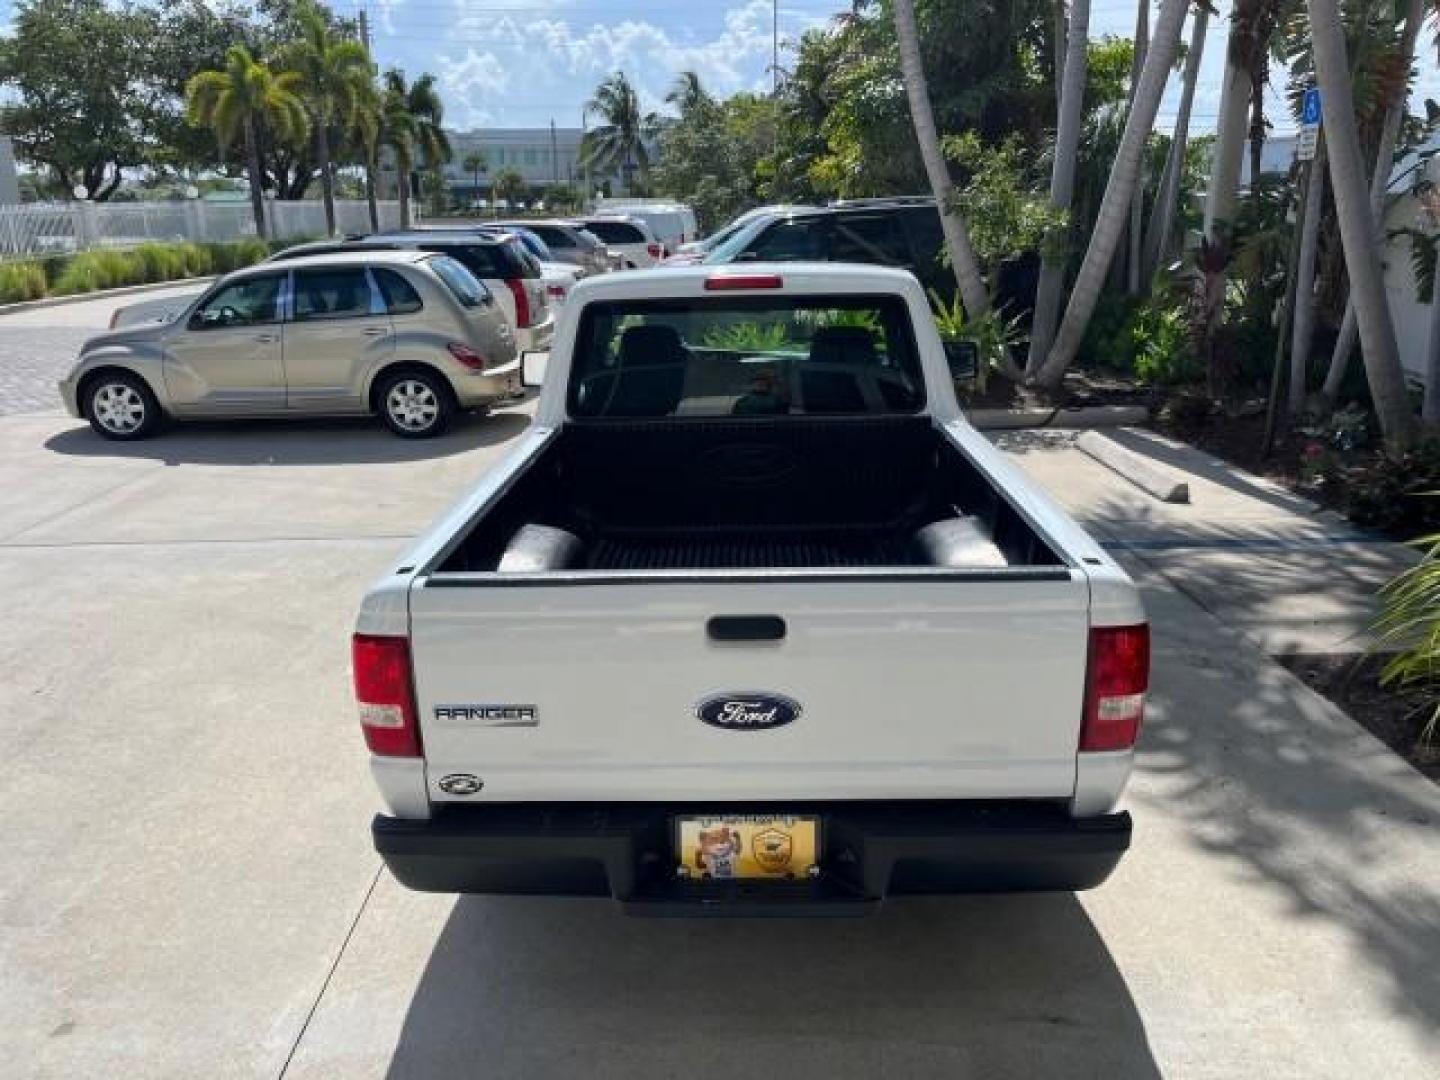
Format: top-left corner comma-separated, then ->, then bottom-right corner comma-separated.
434,416 -> 1065,574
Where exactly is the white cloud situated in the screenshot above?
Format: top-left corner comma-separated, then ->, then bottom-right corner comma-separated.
432,0 -> 788,124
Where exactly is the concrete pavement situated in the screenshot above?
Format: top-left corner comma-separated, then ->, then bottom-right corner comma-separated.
1000,426 -> 1418,655
0,304 -> 1437,1080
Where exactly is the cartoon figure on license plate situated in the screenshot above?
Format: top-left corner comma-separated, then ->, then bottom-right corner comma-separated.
694,826 -> 743,878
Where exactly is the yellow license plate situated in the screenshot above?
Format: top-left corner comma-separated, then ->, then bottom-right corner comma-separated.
675,815 -> 819,881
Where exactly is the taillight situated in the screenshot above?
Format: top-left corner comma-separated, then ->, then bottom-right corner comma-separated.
704,273 -> 784,290
352,634 -> 421,757
505,277 -> 532,328
447,342 -> 488,370
1080,624 -> 1150,752
547,283 -> 567,299
647,242 -> 663,259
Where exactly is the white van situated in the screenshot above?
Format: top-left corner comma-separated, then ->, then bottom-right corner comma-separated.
593,201 -> 698,248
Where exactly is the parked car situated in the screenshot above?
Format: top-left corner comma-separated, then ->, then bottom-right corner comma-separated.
664,204 -> 820,265
577,215 -> 665,268
269,232 -> 553,355
592,200 -> 698,248
355,263 -> 1146,912
468,224 -> 583,308
705,199 -> 958,298
59,251 -> 518,440
493,220 -> 609,276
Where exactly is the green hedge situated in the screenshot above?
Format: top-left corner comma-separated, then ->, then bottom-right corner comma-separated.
0,238 -> 287,305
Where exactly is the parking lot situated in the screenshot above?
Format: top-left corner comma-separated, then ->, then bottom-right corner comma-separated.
2,293 -> 1439,1078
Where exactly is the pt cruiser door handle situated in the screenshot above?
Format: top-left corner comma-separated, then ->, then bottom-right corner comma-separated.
362,327 -> 390,337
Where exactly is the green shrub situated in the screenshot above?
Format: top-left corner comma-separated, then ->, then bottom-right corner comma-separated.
174,243 -> 212,278
134,243 -> 185,283
0,260 -> 49,302
1337,440 -> 1440,538
1131,303 -> 1198,385
1374,529 -> 1440,746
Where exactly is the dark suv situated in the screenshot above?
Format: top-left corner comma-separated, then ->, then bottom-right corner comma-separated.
704,199 -> 947,292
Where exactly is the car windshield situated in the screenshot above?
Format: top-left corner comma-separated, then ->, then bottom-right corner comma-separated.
705,215 -> 778,263
568,295 -> 924,419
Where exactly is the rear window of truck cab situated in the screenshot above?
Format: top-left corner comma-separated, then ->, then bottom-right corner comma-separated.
568,295 -> 925,419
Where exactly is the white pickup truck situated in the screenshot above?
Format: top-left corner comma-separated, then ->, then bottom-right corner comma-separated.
354,263 -> 1147,913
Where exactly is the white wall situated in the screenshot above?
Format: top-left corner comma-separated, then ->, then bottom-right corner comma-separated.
1381,192 -> 1432,385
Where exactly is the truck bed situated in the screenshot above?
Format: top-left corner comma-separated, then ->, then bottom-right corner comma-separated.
432,416 -> 1065,575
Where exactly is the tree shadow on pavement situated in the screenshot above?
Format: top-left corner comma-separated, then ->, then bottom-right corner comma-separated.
41,409 -> 532,467
1133,566 -> 1440,1043
384,893 -> 1160,1079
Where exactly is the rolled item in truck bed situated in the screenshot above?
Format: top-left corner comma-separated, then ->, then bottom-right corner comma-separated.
498,524 -> 584,572
914,518 -> 1009,568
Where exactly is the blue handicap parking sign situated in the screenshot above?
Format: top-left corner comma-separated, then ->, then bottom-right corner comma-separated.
1302,88 -> 1322,126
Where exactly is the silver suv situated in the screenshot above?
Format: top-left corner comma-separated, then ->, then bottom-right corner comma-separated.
58,250 -> 519,440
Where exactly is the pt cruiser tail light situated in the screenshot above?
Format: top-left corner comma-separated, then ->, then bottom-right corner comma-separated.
447,342 -> 488,370
353,634 -> 421,757
1080,624 -> 1150,752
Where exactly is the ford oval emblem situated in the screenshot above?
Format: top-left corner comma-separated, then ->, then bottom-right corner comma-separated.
696,693 -> 801,731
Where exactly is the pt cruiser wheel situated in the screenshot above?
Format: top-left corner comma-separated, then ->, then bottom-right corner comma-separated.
379,371 -> 453,438
86,373 -> 160,440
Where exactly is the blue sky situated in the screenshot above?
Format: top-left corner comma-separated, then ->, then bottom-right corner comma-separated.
3,0 -> 1439,135
349,0 -> 1440,134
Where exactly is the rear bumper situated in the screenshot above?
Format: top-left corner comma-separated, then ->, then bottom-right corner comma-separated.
373,801 -> 1131,915
450,357 -> 521,408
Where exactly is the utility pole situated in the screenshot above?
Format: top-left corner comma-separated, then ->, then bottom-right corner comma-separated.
550,118 -> 559,185
358,7 -> 371,52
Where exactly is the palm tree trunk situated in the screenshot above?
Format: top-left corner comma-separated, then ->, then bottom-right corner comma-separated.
397,148 -> 413,230
1053,0 -> 1068,116
1035,0 -> 1188,389
1027,0 -> 1091,375
1289,138 -> 1327,416
1202,53 -> 1250,249
1308,0 -> 1414,450
1321,0 -> 1425,405
316,120 -> 336,236
1144,4 -> 1207,278
365,143 -> 380,233
1126,0 -> 1149,295
245,116 -> 268,241
892,0 -> 991,325
1425,266 -> 1440,423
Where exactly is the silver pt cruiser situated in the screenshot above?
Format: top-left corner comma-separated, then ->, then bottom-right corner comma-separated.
58,249 -> 520,439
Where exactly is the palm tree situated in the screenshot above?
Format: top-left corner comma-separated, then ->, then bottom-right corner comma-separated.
1321,0 -> 1426,404
891,0 -> 991,327
493,167 -> 526,210
1307,0 -> 1414,449
1125,0 -> 1150,295
1034,0 -> 1189,389
185,46 -> 308,240
583,72 -> 659,192
282,3 -> 373,236
1027,0 -> 1091,375
1144,2 -> 1208,277
666,70 -> 710,115
1288,138 -> 1327,415
381,69 -> 450,229
348,76 -> 383,232
462,150 -> 487,209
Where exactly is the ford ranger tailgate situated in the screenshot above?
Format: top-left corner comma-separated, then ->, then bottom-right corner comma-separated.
408,573 -> 1087,803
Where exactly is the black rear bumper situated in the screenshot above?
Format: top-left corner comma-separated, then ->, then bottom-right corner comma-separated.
373,801 -> 1131,915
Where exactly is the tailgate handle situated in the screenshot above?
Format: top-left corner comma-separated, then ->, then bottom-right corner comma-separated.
707,615 -> 786,642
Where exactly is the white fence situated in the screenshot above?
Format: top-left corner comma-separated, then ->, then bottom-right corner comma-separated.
0,198 -> 405,260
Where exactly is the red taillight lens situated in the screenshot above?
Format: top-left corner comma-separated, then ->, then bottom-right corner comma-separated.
447,341 -> 488,370
704,273 -> 784,291
547,283 -> 567,299
1081,624 -> 1149,751
647,242 -> 663,259
353,634 -> 421,757
505,277 -> 532,328
1080,624 -> 1149,752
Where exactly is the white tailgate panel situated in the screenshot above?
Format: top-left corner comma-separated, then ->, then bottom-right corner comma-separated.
410,577 -> 1087,802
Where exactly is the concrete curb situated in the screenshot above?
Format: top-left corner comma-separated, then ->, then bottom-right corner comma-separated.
1077,429 -> 1191,503
967,404 -> 1150,430
0,277 -> 214,318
